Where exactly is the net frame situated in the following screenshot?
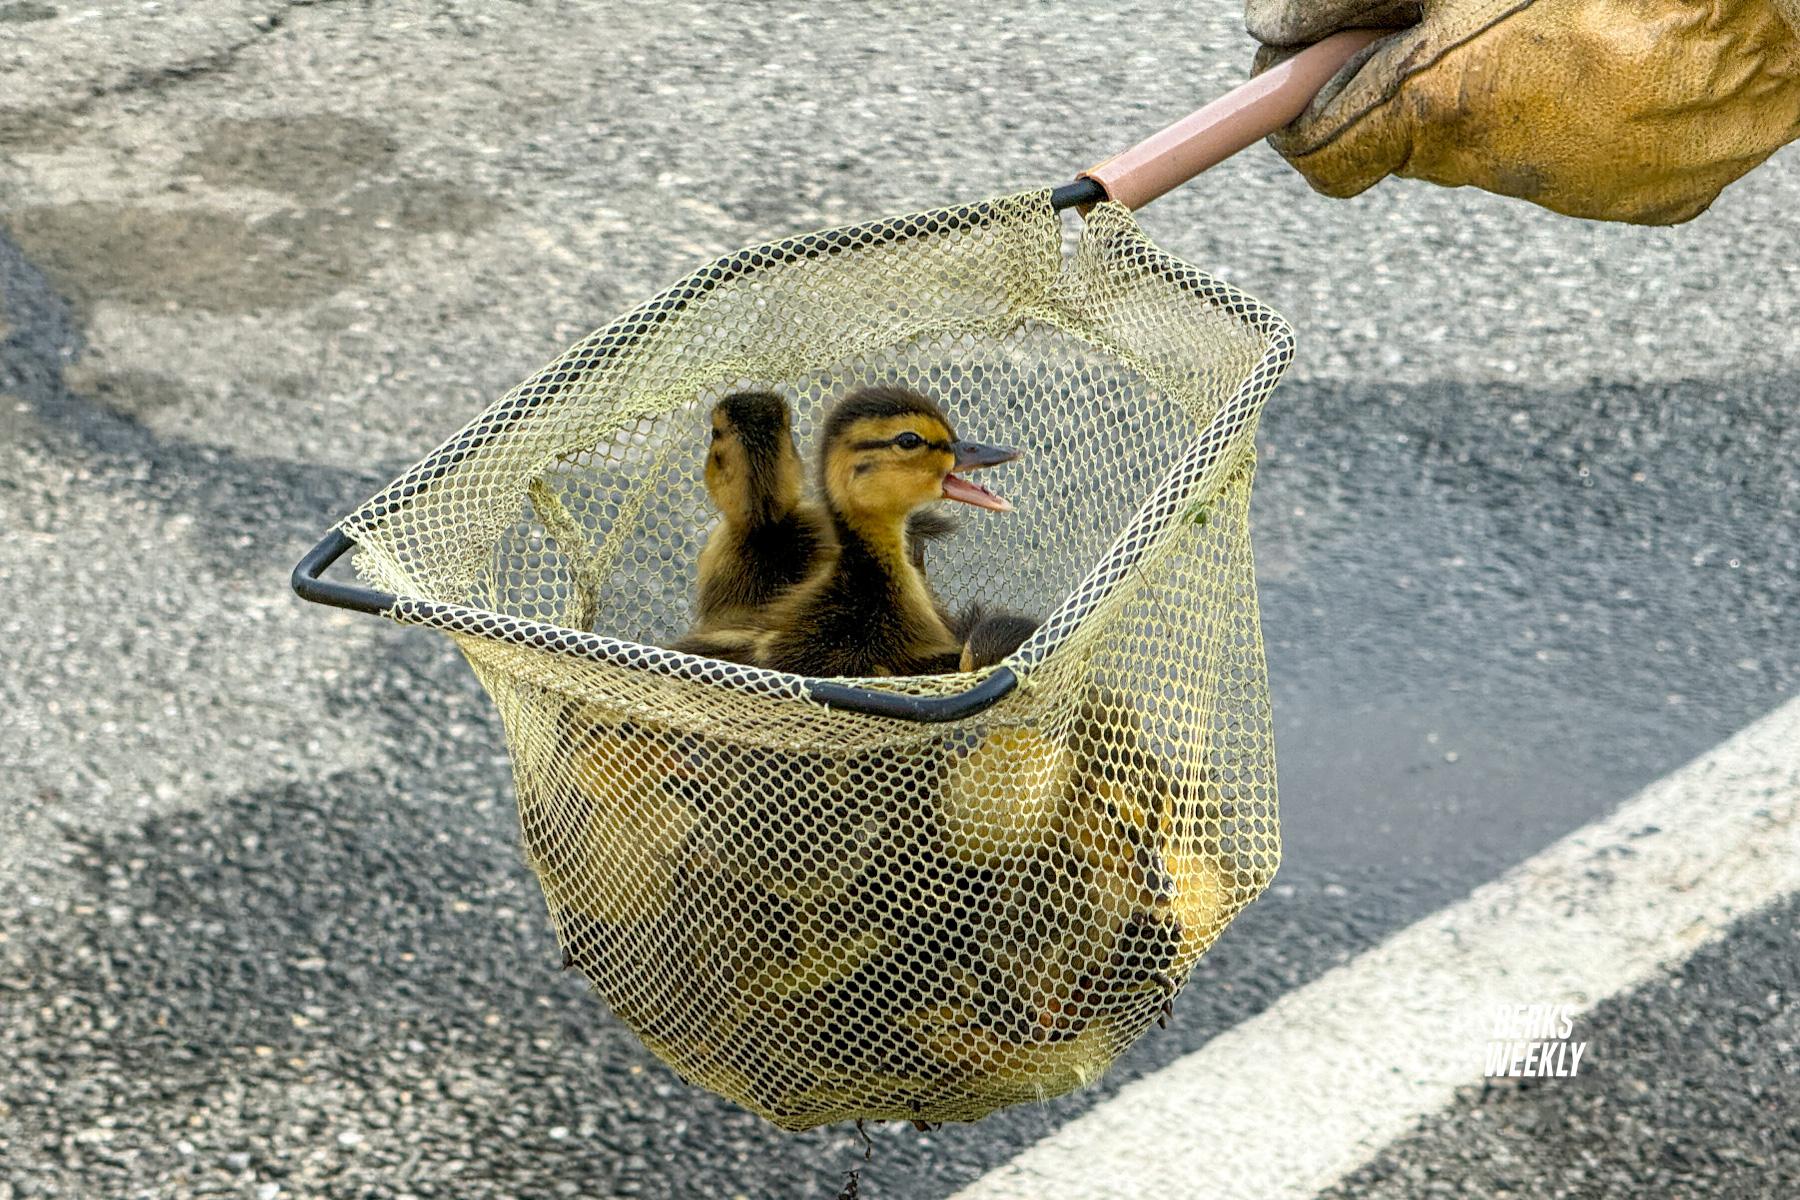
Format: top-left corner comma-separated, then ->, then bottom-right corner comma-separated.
336,191 -> 1290,717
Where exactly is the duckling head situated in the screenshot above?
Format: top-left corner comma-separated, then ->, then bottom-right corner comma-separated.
705,391 -> 803,527
818,386 -> 1020,536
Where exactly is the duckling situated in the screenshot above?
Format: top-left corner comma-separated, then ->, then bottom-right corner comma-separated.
691,391 -> 829,630
952,603 -> 1043,671
671,392 -> 960,661
748,385 -> 1020,678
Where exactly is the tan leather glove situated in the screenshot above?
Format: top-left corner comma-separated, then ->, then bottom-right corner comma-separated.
1246,0 -> 1800,223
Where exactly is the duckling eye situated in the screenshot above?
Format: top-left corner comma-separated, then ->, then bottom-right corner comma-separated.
894,432 -> 925,451
710,427 -> 723,443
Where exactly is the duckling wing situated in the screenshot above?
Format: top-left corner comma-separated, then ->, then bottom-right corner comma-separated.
666,626 -> 763,665
903,508 -> 961,572
694,509 -> 831,628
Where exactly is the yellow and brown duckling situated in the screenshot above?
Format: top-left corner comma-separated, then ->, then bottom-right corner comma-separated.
748,385 -> 1020,678
690,391 -> 829,630
672,391 -> 962,661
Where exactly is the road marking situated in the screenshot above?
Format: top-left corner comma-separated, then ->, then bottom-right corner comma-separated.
953,694 -> 1800,1200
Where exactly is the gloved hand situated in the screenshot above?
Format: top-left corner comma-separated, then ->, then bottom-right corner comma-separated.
1245,0 -> 1800,223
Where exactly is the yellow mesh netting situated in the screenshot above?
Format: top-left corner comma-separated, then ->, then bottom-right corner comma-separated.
340,191 -> 1289,1130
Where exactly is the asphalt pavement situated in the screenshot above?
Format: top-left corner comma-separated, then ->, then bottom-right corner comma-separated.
2,2 -> 1796,1198
1321,894 -> 1800,1200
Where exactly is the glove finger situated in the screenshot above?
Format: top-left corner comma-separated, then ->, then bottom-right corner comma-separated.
1262,27 -> 1430,197
1264,0 -> 1542,152
1244,0 -> 1420,48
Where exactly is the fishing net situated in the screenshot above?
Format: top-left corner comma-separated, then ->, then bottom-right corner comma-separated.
338,189 -> 1288,1130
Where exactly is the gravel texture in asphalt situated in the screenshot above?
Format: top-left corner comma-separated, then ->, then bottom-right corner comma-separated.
3,2 -> 1796,1198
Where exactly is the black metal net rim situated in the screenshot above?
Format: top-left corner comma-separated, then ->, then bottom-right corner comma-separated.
292,178 -> 1291,724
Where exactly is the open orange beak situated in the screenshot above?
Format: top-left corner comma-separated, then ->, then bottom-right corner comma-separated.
942,440 -> 1021,512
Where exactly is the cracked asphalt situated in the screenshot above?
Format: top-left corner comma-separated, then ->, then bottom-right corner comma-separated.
3,2 -> 1796,1198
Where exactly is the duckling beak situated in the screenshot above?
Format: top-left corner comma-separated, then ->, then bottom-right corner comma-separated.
943,440 -> 1021,512
952,440 -> 1022,471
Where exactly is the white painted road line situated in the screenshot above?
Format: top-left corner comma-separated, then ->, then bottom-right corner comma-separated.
954,694 -> 1800,1200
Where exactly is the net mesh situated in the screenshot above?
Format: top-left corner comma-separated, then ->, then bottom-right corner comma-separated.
340,191 -> 1289,1130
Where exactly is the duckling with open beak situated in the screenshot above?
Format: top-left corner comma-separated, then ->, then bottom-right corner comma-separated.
747,385 -> 1020,678
671,391 -> 969,662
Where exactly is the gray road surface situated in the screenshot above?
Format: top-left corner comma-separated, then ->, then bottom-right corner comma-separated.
3,2 -> 1796,1198
1320,894 -> 1800,1200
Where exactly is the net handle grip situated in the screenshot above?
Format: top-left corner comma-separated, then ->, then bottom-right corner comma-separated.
1078,29 -> 1384,211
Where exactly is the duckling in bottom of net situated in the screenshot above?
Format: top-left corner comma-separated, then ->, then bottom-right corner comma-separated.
747,385 -> 1021,678
528,705 -> 698,930
918,668 -> 1230,1034
1059,692 -> 1244,1024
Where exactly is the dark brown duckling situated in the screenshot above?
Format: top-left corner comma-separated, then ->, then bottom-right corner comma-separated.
951,603 -> 1043,671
